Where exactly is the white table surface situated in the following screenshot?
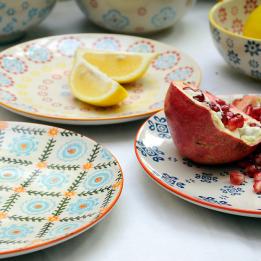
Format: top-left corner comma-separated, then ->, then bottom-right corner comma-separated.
2,0 -> 261,260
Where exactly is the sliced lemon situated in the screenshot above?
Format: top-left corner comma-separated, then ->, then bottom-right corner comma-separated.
243,5 -> 261,39
77,49 -> 158,84
69,56 -> 128,107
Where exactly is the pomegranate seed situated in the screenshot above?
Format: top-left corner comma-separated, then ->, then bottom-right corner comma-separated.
216,99 -> 226,106
254,172 -> 261,181
221,105 -> 230,112
255,154 -> 261,166
249,123 -> 258,127
253,181 -> 261,194
245,104 -> 253,115
193,93 -> 205,102
226,111 -> 234,119
226,114 -> 244,131
246,164 -> 259,178
251,107 -> 261,121
229,170 -> 245,185
209,102 -> 220,112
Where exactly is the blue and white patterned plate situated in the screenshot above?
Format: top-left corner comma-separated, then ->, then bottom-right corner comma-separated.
135,109 -> 261,218
0,121 -> 123,259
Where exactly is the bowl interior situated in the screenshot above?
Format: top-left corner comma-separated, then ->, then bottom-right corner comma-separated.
212,0 -> 261,35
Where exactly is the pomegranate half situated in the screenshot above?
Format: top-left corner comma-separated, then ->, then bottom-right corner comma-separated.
164,82 -> 261,165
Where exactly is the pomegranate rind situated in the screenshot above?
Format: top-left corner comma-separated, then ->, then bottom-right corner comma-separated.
164,82 -> 259,165
232,95 -> 261,112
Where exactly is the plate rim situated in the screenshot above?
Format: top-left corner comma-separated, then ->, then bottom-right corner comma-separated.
0,33 -> 201,124
0,120 -> 124,257
134,109 -> 261,217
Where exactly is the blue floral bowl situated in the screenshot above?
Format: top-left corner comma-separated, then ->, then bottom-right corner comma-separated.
0,0 -> 56,43
75,0 -> 196,34
209,0 -> 261,80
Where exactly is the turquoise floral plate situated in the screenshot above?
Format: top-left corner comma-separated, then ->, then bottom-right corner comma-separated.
135,109 -> 261,218
0,121 -> 123,259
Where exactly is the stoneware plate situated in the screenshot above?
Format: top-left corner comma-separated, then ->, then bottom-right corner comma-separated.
0,121 -> 123,258
135,106 -> 261,218
0,33 -> 201,125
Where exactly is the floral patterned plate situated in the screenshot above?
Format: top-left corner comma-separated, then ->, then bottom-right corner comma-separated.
0,121 -> 123,259
135,108 -> 261,218
0,33 -> 201,125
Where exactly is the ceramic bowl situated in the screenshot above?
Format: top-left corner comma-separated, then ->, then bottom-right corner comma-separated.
0,0 -> 57,43
209,0 -> 261,80
75,0 -> 196,34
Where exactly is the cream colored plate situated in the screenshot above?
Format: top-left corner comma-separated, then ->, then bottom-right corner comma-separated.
0,34 -> 201,125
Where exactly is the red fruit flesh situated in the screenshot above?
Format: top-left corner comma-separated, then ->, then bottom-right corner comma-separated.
229,170 -> 245,185
245,164 -> 259,178
254,172 -> 261,182
164,82 -> 260,165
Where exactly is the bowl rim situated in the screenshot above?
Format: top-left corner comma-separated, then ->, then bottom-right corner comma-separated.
208,0 -> 261,43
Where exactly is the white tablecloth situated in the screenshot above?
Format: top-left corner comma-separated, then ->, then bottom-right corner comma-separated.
3,1 -> 261,260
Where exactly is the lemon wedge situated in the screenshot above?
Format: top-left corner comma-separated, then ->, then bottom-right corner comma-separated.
77,49 -> 158,84
69,55 -> 128,107
243,5 -> 261,39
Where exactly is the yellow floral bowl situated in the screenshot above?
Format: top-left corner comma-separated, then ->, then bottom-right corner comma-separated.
209,0 -> 261,80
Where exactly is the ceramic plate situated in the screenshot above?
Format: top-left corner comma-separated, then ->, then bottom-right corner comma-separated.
0,33 -> 201,125
135,104 -> 261,218
0,121 -> 123,259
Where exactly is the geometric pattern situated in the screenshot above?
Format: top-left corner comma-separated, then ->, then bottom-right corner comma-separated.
0,121 -> 123,257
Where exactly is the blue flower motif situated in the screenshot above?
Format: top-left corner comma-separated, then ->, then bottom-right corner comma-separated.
9,135 -> 38,156
153,52 -> 179,70
84,170 -> 113,190
27,45 -> 52,63
165,67 -> 193,82
0,3 -> 6,9
151,7 -> 176,28
6,8 -> 15,16
68,198 -> 99,215
49,223 -> 81,237
28,8 -> 38,19
249,59 -> 259,68
226,38 -> 234,48
21,1 -> 29,10
58,38 -> 81,56
198,196 -> 231,206
2,56 -> 26,74
0,72 -> 12,87
195,173 -> 218,183
94,37 -> 120,51
127,42 -> 153,53
22,198 -> 55,215
148,115 -> 171,139
0,225 -> 33,239
0,166 -> 23,182
57,140 -> 87,162
40,172 -> 68,189
213,28 -> 221,43
161,173 -> 185,188
227,50 -> 240,64
136,140 -> 165,162
3,22 -> 14,33
251,70 -> 261,79
101,148 -> 112,160
102,10 -> 129,31
0,90 -> 16,102
220,185 -> 245,196
245,41 -> 261,56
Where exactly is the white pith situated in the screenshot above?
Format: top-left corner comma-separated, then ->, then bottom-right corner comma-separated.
184,89 -> 261,145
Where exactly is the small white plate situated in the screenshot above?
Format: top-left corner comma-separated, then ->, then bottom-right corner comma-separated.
135,107 -> 261,218
0,33 -> 201,125
0,121 -> 123,259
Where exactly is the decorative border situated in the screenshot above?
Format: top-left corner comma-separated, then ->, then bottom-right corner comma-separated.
134,110 -> 261,217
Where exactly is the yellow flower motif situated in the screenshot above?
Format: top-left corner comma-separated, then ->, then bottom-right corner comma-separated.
64,191 -> 76,198
0,212 -> 7,219
48,127 -> 59,137
0,121 -> 8,130
112,180 -> 123,190
36,161 -> 47,169
13,186 -> 25,193
48,215 -> 60,222
83,162 -> 92,170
